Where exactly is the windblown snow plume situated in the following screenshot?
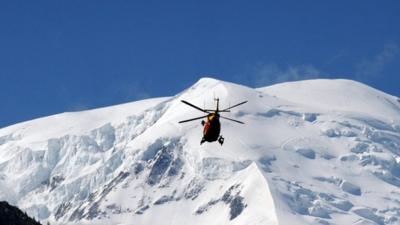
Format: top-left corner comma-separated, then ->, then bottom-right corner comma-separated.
1,78 -> 400,225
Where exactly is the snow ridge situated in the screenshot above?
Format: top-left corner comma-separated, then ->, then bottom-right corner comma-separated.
0,78 -> 400,225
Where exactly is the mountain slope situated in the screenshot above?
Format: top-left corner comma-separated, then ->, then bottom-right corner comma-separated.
0,78 -> 400,225
259,79 -> 400,120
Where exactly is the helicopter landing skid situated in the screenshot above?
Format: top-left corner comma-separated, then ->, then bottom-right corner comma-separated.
200,137 -> 206,145
218,136 -> 224,145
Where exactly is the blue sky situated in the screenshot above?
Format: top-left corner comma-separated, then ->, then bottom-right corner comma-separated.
1,0 -> 399,128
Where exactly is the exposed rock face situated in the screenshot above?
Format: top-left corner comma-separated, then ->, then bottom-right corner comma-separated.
0,201 -> 42,225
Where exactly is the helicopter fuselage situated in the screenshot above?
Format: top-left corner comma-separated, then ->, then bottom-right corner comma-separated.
203,113 -> 221,142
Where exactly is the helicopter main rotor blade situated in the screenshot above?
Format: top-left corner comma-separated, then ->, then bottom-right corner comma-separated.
179,115 -> 208,123
220,116 -> 245,124
221,101 -> 248,111
203,109 -> 231,113
181,100 -> 207,113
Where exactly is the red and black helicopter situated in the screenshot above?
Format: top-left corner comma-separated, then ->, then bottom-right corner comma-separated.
179,98 -> 247,145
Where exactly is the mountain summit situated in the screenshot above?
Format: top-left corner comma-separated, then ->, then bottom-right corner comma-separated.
0,78 -> 400,225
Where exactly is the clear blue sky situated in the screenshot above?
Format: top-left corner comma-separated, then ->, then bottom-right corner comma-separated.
1,0 -> 399,128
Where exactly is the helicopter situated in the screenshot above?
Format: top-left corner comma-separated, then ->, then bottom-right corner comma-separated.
179,98 -> 247,145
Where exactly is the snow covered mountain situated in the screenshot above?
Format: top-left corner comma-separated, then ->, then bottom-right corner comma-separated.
1,78 -> 400,225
